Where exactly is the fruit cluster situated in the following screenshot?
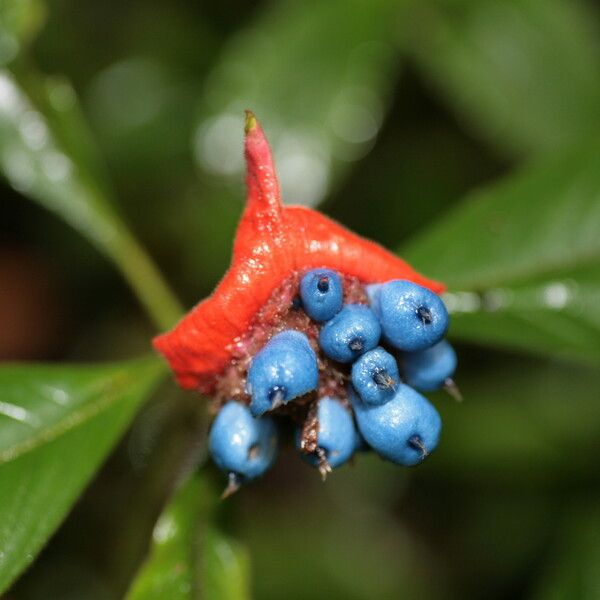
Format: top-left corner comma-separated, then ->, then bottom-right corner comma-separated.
208,270 -> 457,496
153,112 -> 454,498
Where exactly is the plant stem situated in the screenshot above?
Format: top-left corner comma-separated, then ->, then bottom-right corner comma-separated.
112,228 -> 184,331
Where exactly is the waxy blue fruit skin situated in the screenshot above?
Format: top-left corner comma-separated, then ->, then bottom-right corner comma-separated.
247,330 -> 319,417
351,347 -> 400,406
299,269 -> 344,322
403,340 -> 457,392
209,401 -> 279,480
318,304 -> 381,363
350,384 -> 442,466
297,397 -> 359,469
370,280 -> 448,352
365,283 -> 381,305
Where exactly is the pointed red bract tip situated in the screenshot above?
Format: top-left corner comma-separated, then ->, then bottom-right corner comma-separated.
153,113 -> 445,393
233,110 -> 283,259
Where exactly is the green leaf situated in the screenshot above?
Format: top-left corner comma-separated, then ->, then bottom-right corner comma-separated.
125,476 -> 201,600
202,524 -> 250,600
0,0 -> 45,67
531,507 -> 600,599
0,68 -> 182,329
430,358 -> 600,480
403,0 -> 600,157
193,0 -> 403,206
403,139 -> 600,364
0,358 -> 165,594
126,475 -> 250,600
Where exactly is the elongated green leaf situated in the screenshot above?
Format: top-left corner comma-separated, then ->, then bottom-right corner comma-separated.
194,0 -> 403,206
0,68 -> 182,329
126,476 -> 202,600
0,358 -> 165,594
532,507 -> 600,600
403,139 -> 600,363
0,0 -> 45,67
430,358 -> 600,480
202,524 -> 250,600
403,0 -> 600,157
127,475 -> 250,600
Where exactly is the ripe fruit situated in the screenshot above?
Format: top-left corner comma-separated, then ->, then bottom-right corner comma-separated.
350,384 -> 442,466
351,347 -> 400,405
153,112 -> 455,495
247,330 -> 319,417
318,304 -> 381,363
296,396 -> 358,471
370,280 -> 449,351
209,401 -> 279,493
402,340 -> 457,392
299,269 -> 344,322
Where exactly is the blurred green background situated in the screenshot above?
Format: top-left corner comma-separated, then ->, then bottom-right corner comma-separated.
2,0 -> 600,598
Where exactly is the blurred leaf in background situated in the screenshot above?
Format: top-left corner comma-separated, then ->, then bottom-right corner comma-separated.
402,0 -> 600,158
173,0 -> 406,290
0,0 -> 45,67
0,68 -> 182,329
404,139 -> 600,365
532,507 -> 600,600
127,474 -> 250,600
194,0 -> 402,205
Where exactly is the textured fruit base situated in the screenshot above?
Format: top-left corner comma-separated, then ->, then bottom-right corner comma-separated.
212,272 -> 367,411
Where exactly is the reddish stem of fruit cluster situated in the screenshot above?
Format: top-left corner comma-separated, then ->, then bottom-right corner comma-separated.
154,111 -> 444,393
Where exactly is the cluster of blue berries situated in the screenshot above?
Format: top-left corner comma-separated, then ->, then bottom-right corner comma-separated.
209,270 -> 457,496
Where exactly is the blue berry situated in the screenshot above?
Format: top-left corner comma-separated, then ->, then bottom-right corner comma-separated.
299,269 -> 344,322
209,401 -> 279,482
296,397 -> 359,470
370,280 -> 448,351
247,330 -> 319,417
403,340 -> 457,392
350,384 -> 441,466
318,304 -> 381,363
351,347 -> 400,405
365,283 -> 381,305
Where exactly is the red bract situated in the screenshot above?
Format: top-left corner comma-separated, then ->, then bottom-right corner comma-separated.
154,112 -> 444,393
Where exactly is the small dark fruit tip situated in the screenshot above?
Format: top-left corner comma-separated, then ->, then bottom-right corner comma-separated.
408,435 -> 429,460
